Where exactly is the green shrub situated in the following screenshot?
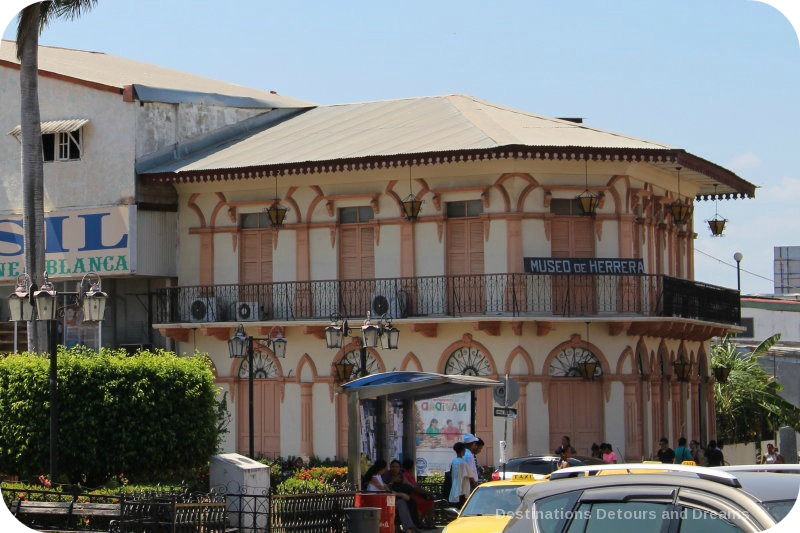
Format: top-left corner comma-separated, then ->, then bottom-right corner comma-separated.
0,347 -> 219,485
275,478 -> 334,494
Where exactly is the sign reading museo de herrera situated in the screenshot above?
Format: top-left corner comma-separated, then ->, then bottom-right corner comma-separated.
524,257 -> 645,275
0,205 -> 134,281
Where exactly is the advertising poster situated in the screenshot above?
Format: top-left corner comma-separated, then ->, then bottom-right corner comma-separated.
414,392 -> 471,475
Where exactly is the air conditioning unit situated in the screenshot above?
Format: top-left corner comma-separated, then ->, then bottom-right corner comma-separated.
233,301 -> 261,322
371,291 -> 408,319
186,296 -> 217,322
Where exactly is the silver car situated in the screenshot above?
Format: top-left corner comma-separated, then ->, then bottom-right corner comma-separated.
504,464 -> 780,532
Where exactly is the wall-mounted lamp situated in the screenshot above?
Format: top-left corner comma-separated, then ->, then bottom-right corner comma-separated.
706,184 -> 727,237
713,366 -> 730,383
576,160 -> 600,216
669,166 -> 693,226
401,175 -> 423,221
264,177 -> 290,228
672,357 -> 693,382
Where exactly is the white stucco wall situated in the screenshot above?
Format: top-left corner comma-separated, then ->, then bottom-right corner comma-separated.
0,70 -> 136,211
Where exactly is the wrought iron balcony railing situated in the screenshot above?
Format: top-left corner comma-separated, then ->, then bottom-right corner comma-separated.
151,273 -> 740,326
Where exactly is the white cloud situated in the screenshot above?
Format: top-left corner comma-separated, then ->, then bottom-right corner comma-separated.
727,152 -> 762,171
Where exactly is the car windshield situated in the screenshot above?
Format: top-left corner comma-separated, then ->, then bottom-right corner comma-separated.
460,485 -> 522,517
762,500 -> 795,522
507,459 -> 556,476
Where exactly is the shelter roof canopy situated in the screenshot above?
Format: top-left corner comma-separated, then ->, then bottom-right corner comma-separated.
340,371 -> 501,401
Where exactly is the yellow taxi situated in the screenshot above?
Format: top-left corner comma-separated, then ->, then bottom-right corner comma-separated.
441,474 -> 542,533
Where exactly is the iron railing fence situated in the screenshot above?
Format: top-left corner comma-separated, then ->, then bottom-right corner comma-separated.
222,491 -> 355,533
153,273 -> 740,326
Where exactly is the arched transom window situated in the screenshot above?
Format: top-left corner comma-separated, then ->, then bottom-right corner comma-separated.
444,346 -> 491,376
549,346 -> 602,378
338,348 -> 380,377
237,351 -> 280,379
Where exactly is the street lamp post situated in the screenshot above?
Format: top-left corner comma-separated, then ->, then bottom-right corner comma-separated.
7,271 -> 108,482
228,324 -> 287,459
327,312 -> 399,379
734,252 -> 743,293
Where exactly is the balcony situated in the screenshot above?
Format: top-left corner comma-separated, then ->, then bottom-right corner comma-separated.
152,273 -> 740,326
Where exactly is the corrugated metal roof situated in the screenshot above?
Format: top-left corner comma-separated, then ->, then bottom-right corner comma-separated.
7,118 -> 89,137
139,94 -> 756,198
141,94 -> 674,174
0,40 -> 313,108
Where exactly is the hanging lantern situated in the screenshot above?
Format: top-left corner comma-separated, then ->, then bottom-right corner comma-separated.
705,184 -> 727,237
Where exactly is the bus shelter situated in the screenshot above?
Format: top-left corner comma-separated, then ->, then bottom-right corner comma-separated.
340,371 -> 501,488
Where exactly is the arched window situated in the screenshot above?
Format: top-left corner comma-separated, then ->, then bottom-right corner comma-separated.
548,346 -> 603,379
237,351 -> 280,379
444,346 -> 491,376
337,348 -> 380,377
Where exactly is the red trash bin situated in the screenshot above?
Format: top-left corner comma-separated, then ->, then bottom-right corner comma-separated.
355,492 -> 395,533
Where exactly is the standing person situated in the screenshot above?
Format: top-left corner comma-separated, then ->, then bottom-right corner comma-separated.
706,439 -> 725,467
473,438 -> 485,480
554,435 -> 576,455
590,443 -> 602,459
463,434 -> 480,490
689,440 -> 705,466
448,442 -> 471,508
673,437 -> 692,464
762,443 -> 777,464
655,438 -> 675,464
601,443 -> 617,464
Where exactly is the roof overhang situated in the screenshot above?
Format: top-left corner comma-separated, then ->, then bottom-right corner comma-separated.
339,370 -> 501,401
141,145 -> 756,200
8,118 -> 89,137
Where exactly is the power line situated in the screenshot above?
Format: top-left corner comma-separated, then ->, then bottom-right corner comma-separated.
694,248 -> 774,283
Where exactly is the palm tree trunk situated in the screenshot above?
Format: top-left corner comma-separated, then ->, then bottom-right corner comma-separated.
18,3 -> 47,354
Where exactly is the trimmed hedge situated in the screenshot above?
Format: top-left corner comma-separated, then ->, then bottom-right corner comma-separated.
0,347 -> 219,485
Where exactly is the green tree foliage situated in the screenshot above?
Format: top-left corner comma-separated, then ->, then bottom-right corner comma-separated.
0,347 -> 219,484
713,334 -> 800,443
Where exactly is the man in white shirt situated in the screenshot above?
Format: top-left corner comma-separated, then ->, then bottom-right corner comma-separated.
448,441 -> 471,507
463,433 -> 480,490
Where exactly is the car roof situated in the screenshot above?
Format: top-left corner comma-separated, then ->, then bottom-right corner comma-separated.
475,479 -> 538,487
733,471 -> 800,502
515,473 -> 776,526
550,462 -> 742,486
721,464 -> 800,474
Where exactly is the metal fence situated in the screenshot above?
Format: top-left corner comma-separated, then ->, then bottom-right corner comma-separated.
222,491 -> 355,533
153,273 -> 740,325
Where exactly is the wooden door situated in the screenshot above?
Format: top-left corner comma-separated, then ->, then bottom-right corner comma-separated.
239,230 -> 273,316
237,379 -> 281,459
339,225 -> 375,316
548,380 -> 603,456
551,218 -> 595,315
446,219 -> 485,314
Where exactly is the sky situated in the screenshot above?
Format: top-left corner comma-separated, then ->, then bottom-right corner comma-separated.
1,0 -> 799,297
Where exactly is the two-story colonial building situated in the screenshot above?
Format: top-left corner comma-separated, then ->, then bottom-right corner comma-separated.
2,42 -> 754,467
140,94 -> 752,465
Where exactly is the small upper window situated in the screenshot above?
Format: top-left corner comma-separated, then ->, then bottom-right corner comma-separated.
446,200 -> 483,218
550,199 -> 583,215
8,119 -> 87,162
42,130 -> 82,162
339,206 -> 374,224
240,212 -> 272,229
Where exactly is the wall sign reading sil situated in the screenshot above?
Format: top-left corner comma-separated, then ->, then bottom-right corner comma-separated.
524,257 -> 645,275
0,205 -> 134,280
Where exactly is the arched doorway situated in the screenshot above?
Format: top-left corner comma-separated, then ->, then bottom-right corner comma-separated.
547,342 -> 604,456
236,349 -> 281,458
442,342 -> 495,466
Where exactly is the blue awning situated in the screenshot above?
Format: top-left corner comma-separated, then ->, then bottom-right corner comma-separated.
340,371 -> 501,401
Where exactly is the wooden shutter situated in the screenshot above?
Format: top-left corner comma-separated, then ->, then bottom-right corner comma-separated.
239,230 -> 273,284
